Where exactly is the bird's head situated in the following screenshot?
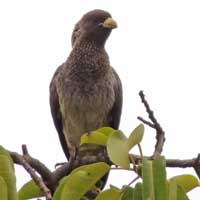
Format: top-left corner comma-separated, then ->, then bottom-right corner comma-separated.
71,9 -> 117,47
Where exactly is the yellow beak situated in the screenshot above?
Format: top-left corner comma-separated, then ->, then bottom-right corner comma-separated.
102,17 -> 117,29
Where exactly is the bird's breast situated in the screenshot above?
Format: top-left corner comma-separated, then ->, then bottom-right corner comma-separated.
59,71 -> 115,125
56,63 -> 116,147
66,75 -> 115,113
59,72 -> 115,146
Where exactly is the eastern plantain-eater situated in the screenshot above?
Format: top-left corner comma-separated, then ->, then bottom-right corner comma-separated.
50,9 -> 122,162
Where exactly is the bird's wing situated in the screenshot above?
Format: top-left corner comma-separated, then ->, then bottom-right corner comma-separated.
108,68 -> 123,129
49,64 -> 70,160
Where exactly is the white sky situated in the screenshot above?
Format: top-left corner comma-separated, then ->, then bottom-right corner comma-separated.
0,0 -> 200,199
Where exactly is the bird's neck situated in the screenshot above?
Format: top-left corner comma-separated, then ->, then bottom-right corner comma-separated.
70,40 -> 110,67
66,40 -> 110,80
72,39 -> 106,55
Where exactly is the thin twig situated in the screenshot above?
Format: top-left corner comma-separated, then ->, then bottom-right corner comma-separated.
110,167 -> 135,171
194,154 -> 200,178
127,176 -> 140,187
10,149 -> 52,200
137,116 -> 155,128
22,144 -> 29,155
137,144 -> 143,158
21,145 -> 57,192
130,153 -> 200,179
138,91 -> 165,159
129,154 -> 137,172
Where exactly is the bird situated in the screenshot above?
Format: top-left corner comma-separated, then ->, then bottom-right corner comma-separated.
50,9 -> 122,163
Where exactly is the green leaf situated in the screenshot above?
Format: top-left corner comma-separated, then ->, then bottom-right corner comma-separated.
169,174 -> 199,193
60,162 -> 110,200
152,156 -> 167,200
177,185 -> 189,200
0,176 -> 8,200
168,178 -> 194,200
121,186 -> 134,200
18,179 -> 43,200
95,187 -> 121,200
80,127 -> 115,146
134,182 -> 143,200
0,146 -> 14,169
107,130 -> 130,168
127,124 -> 144,150
97,127 -> 116,136
81,132 -> 107,146
168,180 -> 177,200
0,146 -> 17,200
53,176 -> 69,200
71,162 -> 110,176
142,158 -> 154,200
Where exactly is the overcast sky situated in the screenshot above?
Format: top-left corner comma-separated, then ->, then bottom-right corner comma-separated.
0,0 -> 200,199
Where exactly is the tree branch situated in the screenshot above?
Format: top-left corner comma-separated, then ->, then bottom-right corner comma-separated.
21,145 -> 57,192
9,149 -> 52,200
194,154 -> 200,178
137,91 -> 200,179
10,147 -> 200,194
138,90 -> 165,159
131,154 -> 197,168
6,90 -> 200,197
9,145 -> 111,197
137,116 -> 155,128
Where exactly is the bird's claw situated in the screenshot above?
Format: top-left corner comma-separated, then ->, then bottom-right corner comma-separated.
54,162 -> 67,169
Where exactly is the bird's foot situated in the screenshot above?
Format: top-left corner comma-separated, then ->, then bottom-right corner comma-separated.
86,131 -> 92,136
54,162 -> 67,169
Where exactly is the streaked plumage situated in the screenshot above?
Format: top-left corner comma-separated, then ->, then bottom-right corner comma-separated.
50,9 -> 122,160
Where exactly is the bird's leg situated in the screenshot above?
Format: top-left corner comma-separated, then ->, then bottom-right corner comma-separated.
65,146 -> 78,172
69,146 -> 78,162
74,146 -> 78,160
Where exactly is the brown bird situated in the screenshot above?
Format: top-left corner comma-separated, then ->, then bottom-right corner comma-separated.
50,9 -> 122,161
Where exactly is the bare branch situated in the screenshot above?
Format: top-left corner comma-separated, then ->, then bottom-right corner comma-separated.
10,148 -> 200,183
138,90 -> 165,159
9,150 -> 52,200
9,145 -> 111,195
21,145 -> 57,192
131,153 -> 200,178
22,144 -> 29,155
137,116 -> 155,128
127,176 -> 140,187
194,154 -> 200,179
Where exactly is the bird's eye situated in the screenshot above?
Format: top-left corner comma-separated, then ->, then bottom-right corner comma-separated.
98,23 -> 103,27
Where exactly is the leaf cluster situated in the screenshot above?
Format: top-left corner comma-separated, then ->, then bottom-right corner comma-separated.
0,124 -> 199,199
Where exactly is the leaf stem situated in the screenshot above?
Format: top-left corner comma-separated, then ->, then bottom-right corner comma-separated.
138,144 -> 143,158
110,167 -> 135,171
127,176 -> 140,187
